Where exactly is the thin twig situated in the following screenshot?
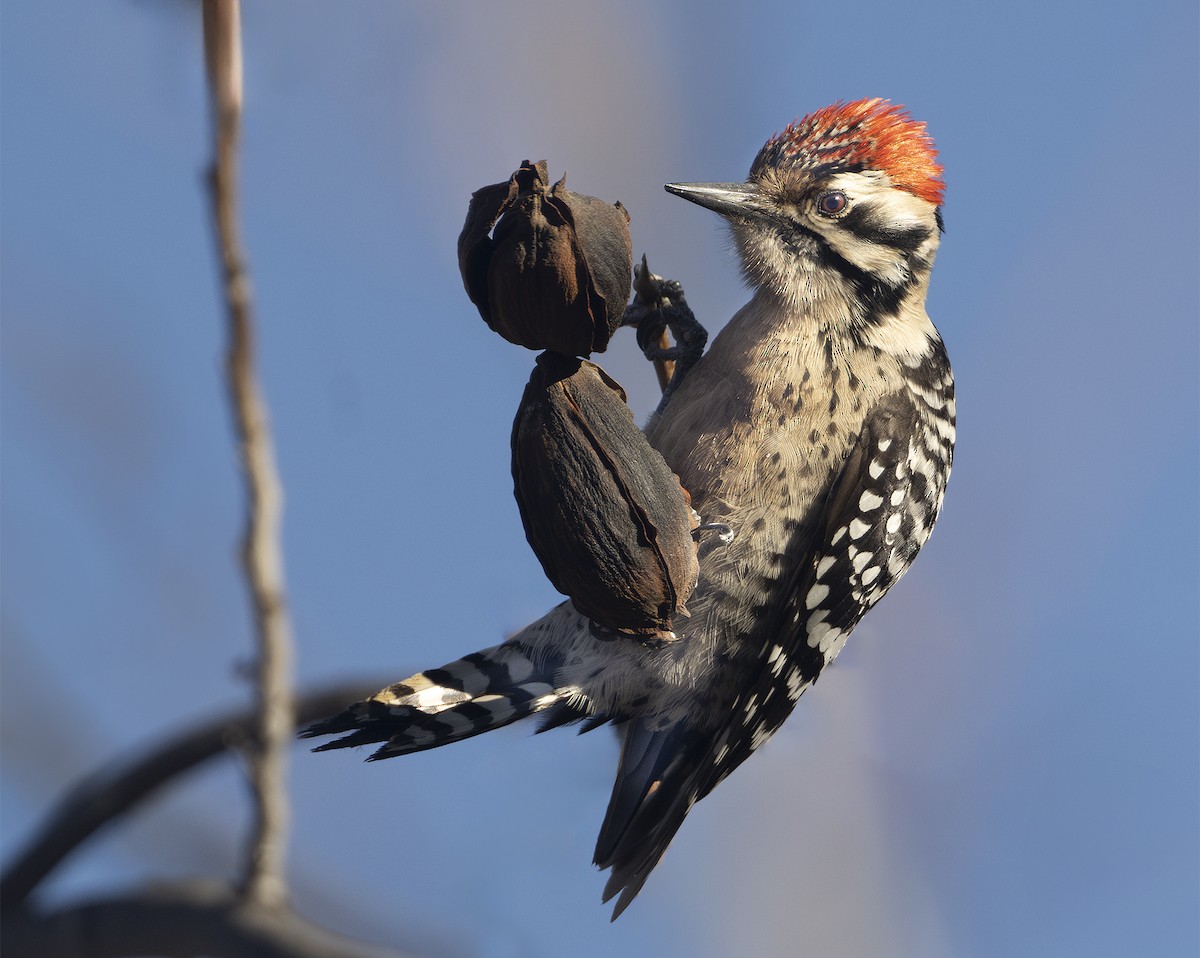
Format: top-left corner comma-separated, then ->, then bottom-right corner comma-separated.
202,0 -> 294,910
0,681 -> 386,909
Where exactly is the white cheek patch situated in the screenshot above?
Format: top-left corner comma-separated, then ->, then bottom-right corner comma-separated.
812,180 -> 934,284
827,231 -> 908,280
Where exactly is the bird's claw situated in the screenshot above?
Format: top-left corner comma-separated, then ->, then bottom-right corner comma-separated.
692,522 -> 735,545
622,255 -> 707,409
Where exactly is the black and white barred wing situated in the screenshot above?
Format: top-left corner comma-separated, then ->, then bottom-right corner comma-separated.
704,387 -> 953,792
595,390 -> 953,916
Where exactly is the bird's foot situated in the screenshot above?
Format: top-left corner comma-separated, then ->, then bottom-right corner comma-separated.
622,255 -> 707,409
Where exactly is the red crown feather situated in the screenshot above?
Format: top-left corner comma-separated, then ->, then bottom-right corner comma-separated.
751,98 -> 944,206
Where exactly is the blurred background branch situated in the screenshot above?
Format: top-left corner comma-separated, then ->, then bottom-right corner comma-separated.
0,680 -> 386,910
0,683 -> 408,957
202,0 -> 296,911
0,3 -> 414,955
2,881 -> 411,958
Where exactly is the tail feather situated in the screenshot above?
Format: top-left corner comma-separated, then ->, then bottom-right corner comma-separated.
594,720 -> 706,920
301,644 -> 563,760
535,700 -> 620,735
305,636 -> 717,919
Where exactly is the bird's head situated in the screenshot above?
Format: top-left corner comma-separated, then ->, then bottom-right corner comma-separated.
668,99 -> 944,322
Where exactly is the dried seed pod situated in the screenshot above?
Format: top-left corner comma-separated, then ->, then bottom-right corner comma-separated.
459,160 -> 632,356
512,352 -> 699,637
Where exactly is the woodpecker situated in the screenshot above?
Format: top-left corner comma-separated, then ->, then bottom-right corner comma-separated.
305,98 -> 955,919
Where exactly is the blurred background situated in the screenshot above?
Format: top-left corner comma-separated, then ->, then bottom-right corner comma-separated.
2,1 -> 1196,956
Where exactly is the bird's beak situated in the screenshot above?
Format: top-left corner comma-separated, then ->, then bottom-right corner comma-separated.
664,181 -> 771,220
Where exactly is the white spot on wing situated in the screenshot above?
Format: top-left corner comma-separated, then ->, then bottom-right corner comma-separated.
849,518 -> 871,540
806,583 -> 830,609
822,629 -> 850,661
818,627 -> 843,655
768,644 -> 786,674
859,491 -> 884,511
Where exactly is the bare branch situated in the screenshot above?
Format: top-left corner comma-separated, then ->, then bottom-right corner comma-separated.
2,881 -> 418,958
202,0 -> 295,909
0,681 -> 387,909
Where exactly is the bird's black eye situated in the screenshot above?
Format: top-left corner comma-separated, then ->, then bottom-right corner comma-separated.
817,190 -> 848,216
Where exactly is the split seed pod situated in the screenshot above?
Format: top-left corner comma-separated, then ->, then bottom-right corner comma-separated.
512,352 -> 699,637
459,160 -> 632,356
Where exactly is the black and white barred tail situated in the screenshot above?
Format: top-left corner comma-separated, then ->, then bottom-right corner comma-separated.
301,644 -> 563,760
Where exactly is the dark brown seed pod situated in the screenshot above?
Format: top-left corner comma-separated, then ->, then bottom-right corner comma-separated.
512,352 -> 699,638
459,160 -> 632,356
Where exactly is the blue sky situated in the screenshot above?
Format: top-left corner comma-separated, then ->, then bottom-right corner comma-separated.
2,2 -> 1197,956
